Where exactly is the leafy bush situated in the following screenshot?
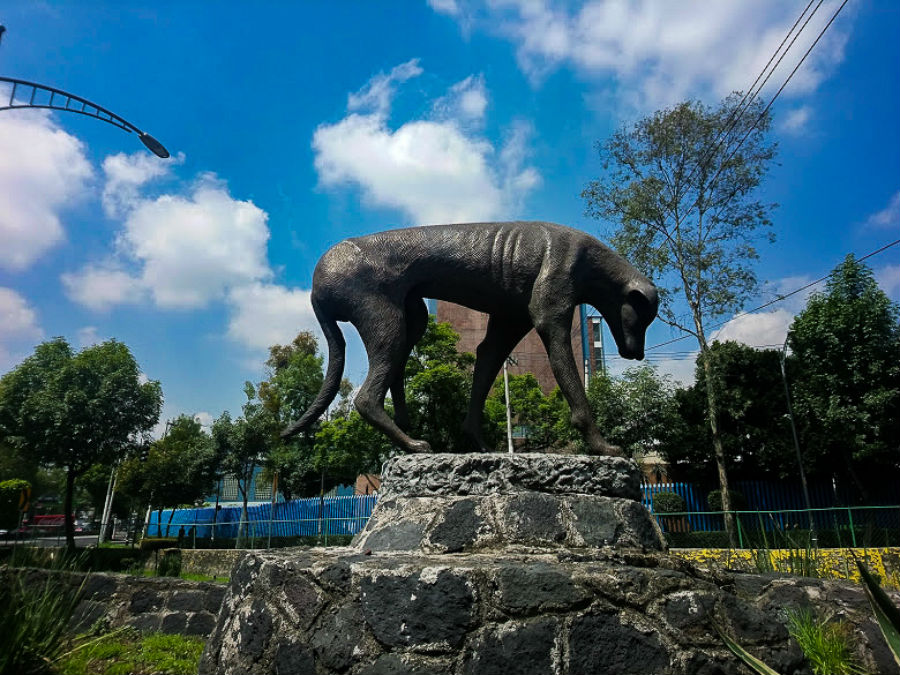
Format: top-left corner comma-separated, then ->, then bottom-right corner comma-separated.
0,478 -> 30,529
707,489 -> 746,512
157,550 -> 182,578
652,491 -> 686,514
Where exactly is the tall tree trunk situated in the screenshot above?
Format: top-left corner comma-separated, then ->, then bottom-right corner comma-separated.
700,348 -> 737,548
165,508 -> 176,537
63,468 -> 76,551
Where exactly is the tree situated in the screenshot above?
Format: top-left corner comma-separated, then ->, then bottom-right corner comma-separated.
405,317 -> 475,452
0,478 -> 30,530
787,255 -> 900,499
587,365 -> 680,464
583,95 -> 777,544
0,338 -> 161,548
663,342 -> 795,484
211,384 -> 279,541
482,374 -> 571,451
118,415 -> 216,537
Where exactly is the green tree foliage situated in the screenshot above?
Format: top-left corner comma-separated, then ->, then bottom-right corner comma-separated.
118,415 -> 216,536
583,94 -> 777,543
0,338 -> 161,548
0,478 -> 30,529
313,411 -> 392,487
787,255 -> 900,498
664,342 -> 795,484
587,365 -> 680,463
405,316 -> 475,452
211,384 -> 279,540
483,373 -> 571,451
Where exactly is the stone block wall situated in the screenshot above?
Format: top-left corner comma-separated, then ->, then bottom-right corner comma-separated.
4,568 -> 227,637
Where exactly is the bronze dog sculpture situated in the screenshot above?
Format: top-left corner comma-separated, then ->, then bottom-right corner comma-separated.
283,221 -> 658,455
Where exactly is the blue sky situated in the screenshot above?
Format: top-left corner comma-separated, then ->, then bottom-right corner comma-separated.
1,1 -> 898,433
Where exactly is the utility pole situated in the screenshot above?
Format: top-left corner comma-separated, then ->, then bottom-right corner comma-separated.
503,356 -> 517,454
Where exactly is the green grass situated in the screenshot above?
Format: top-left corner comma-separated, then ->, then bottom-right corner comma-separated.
127,568 -> 228,583
786,609 -> 867,675
55,630 -> 205,675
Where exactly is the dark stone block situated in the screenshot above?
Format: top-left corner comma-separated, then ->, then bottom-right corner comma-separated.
161,611 -> 189,634
361,653 -> 453,675
720,593 -> 787,644
568,611 -> 670,675
281,575 -> 325,630
168,590 -> 205,612
462,618 -> 557,675
204,585 -> 227,612
318,561 -> 352,593
311,606 -> 366,671
82,574 -> 119,601
569,497 -> 619,546
364,519 -> 426,552
186,612 -> 217,636
69,599 -> 108,633
429,499 -> 482,553
657,591 -> 717,638
238,598 -> 273,662
496,564 -> 588,614
361,570 -> 475,648
129,588 -> 163,613
272,640 -> 316,675
505,493 -> 564,543
127,613 -> 161,633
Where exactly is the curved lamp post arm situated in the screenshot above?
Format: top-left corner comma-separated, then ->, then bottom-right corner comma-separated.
0,75 -> 169,158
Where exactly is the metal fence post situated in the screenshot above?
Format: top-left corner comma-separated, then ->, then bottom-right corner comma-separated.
847,507 -> 857,548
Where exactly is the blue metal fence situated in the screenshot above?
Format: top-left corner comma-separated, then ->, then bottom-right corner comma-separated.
147,494 -> 377,539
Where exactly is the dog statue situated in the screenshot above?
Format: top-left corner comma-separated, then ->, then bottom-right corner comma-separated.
283,221 -> 657,455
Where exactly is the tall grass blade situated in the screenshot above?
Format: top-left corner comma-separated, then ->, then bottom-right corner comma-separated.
718,630 -> 783,675
856,559 -> 900,665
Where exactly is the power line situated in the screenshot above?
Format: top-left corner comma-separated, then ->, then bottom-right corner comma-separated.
646,238 -> 900,352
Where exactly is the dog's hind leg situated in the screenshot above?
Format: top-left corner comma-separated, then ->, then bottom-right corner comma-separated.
462,313 -> 532,451
390,295 -> 428,431
353,297 -> 432,453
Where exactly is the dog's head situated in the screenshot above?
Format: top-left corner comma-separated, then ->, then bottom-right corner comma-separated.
604,280 -> 658,360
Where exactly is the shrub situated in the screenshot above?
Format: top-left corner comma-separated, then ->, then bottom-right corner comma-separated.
786,609 -> 866,675
652,491 -> 686,514
0,479 -> 30,530
707,489 -> 746,512
157,549 -> 182,578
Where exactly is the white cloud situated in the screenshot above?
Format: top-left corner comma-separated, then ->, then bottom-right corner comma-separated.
102,150 -> 184,218
712,308 -> 795,349
64,170 -> 271,311
0,109 -> 93,270
313,62 -> 539,224
428,0 -> 460,16
347,59 -> 423,115
433,74 -> 488,122
875,264 -> 900,302
0,288 -> 43,371
226,283 -> 319,352
76,326 -> 101,348
194,411 -> 214,429
440,0 -> 853,111
781,106 -> 812,135
866,191 -> 900,230
62,262 -> 145,311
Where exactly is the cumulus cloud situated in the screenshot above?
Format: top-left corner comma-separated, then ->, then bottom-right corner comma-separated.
102,150 -> 184,218
781,105 -> 813,135
226,283 -> 319,352
874,264 -> 900,302
712,308 -> 795,349
0,288 -> 43,371
313,61 -> 539,224
64,167 -> 271,311
436,0 -> 853,111
865,191 -> 900,230
0,109 -> 93,270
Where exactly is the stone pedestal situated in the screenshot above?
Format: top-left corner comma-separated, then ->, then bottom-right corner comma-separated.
200,455 -> 893,674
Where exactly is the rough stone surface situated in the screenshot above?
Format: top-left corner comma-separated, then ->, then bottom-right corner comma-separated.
199,548 -> 896,675
0,568 -> 226,638
380,453 -> 641,499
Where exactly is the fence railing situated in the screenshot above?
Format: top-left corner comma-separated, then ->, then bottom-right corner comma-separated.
653,505 -> 900,550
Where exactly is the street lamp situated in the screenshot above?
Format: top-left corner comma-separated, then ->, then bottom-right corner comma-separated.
1,76 -> 169,158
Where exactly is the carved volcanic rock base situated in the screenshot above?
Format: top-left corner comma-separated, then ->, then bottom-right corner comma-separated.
199,548 -> 893,675
354,453 -> 664,554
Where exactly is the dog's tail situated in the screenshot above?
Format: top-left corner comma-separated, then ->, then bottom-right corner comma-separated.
281,299 -> 346,438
